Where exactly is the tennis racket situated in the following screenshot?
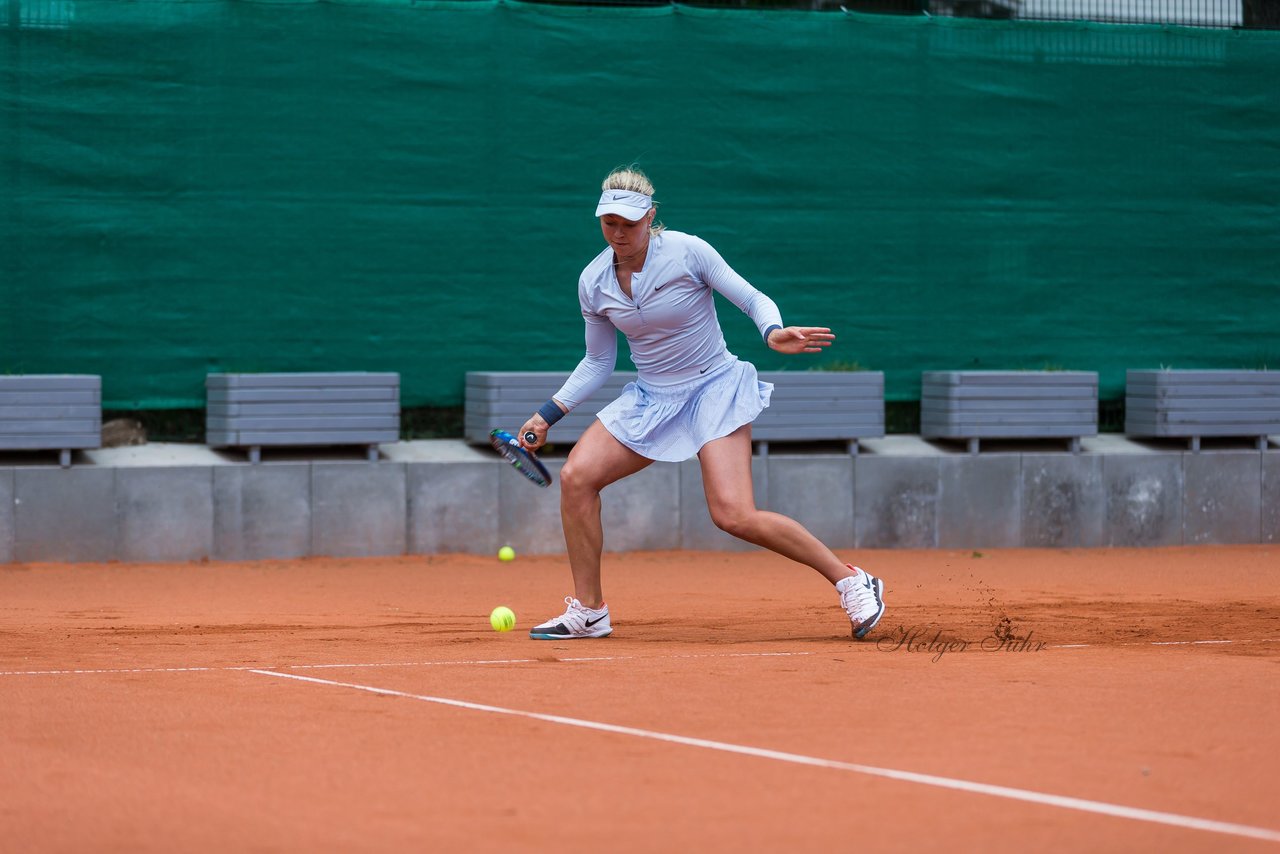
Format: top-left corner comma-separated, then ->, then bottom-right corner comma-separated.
488,429 -> 553,488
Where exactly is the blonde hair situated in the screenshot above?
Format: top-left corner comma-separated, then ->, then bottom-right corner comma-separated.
602,166 -> 664,235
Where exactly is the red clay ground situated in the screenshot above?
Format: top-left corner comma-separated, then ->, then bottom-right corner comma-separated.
2,546 -> 1278,852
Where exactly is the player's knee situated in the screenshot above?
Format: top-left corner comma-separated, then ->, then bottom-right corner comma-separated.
558,459 -> 597,498
710,506 -> 755,539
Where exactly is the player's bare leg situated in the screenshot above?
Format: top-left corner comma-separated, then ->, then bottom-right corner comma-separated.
697,424 -> 853,583
558,420 -> 652,609
698,424 -> 885,637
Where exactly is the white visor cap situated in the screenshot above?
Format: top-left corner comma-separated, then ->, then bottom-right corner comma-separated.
595,189 -> 653,221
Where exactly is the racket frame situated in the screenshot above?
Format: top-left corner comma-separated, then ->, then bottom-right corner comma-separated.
488,429 -> 553,488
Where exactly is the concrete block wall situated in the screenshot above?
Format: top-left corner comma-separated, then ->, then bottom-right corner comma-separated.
214,464 -> 312,560
0,469 -> 13,563
0,436 -> 1276,563
14,467 -> 118,562
937,455 -> 1021,549
1264,452 -> 1280,544
1102,454 -> 1183,547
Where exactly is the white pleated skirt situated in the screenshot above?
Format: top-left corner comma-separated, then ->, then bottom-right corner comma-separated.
595,357 -> 773,462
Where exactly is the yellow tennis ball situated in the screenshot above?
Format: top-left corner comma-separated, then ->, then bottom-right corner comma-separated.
490,606 -> 516,632
498,546 -> 515,562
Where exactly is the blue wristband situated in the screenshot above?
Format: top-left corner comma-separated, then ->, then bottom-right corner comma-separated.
763,324 -> 782,342
537,400 -> 565,426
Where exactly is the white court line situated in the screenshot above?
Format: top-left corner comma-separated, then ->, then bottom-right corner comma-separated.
0,666 -> 226,676
1151,640 -> 1234,646
251,668 -> 1280,845
0,651 -> 815,677
1050,638 -> 1279,651
288,657 -> 586,670
3,639 -> 1277,677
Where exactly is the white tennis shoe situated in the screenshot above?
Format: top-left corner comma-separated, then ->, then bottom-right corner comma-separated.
836,567 -> 886,639
529,596 -> 612,640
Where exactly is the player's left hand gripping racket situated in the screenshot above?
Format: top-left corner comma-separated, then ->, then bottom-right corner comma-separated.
488,429 -> 552,488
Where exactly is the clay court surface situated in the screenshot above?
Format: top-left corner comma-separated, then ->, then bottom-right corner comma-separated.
2,546 -> 1278,851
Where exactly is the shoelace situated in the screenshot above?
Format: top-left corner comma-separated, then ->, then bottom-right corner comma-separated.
554,595 -> 603,626
841,578 -> 877,617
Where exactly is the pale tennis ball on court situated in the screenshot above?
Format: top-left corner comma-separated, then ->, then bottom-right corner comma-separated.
498,545 -> 516,562
490,606 -> 516,632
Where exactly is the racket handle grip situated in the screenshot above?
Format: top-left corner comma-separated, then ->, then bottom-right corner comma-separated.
523,431 -> 537,445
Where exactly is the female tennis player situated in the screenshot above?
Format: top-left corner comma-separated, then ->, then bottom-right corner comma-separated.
518,167 -> 886,641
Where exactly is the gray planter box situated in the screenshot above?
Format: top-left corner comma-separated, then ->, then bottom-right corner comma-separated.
464,371 -> 638,447
1126,369 -> 1280,451
0,375 -> 102,467
206,372 -> 400,463
754,370 -> 884,455
464,369 -> 885,455
921,371 -> 1098,454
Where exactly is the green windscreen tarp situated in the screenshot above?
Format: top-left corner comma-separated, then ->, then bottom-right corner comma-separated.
3,1 -> 1278,408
